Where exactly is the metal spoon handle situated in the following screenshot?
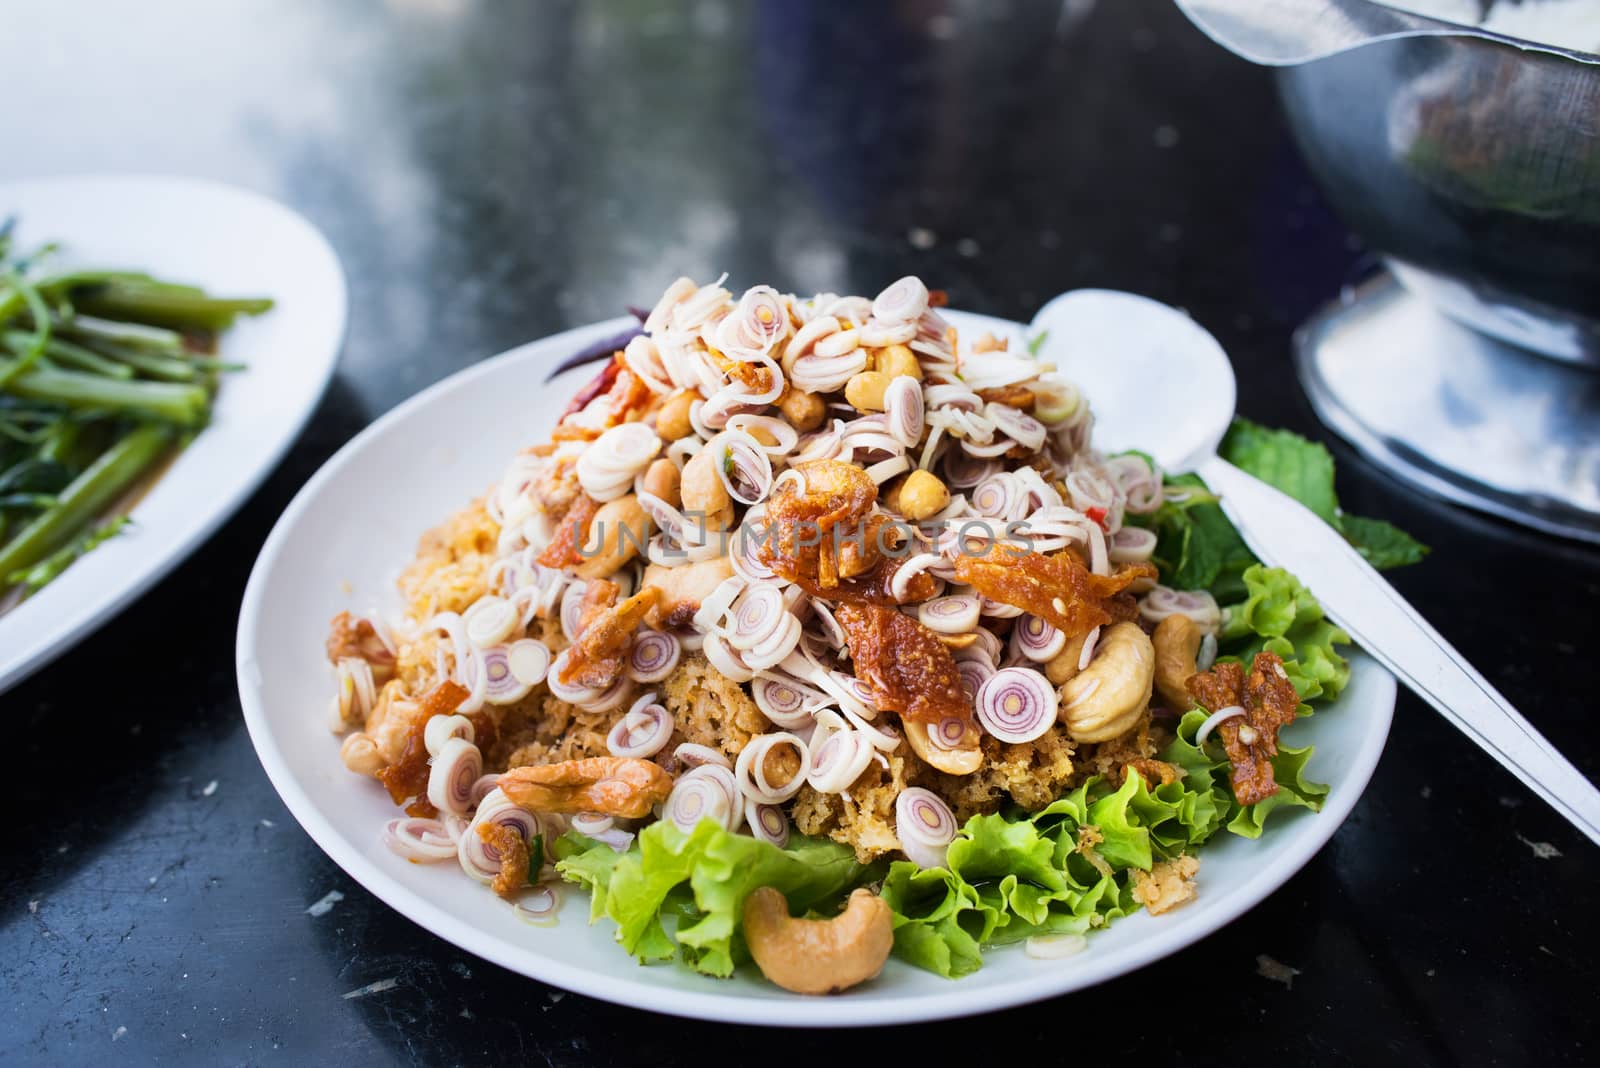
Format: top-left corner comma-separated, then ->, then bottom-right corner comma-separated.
1198,454 -> 1600,845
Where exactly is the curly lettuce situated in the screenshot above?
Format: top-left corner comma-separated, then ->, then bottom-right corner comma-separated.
1220,564 -> 1352,704
553,820 -> 877,977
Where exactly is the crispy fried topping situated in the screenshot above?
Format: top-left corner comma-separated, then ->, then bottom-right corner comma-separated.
536,492 -> 601,569
1132,855 -> 1200,915
559,586 -> 662,688
835,602 -> 969,724
498,757 -> 673,818
1186,652 -> 1301,806
377,681 -> 470,815
953,546 -> 1155,637
325,612 -> 395,682
1116,758 -> 1182,788
480,821 -> 532,899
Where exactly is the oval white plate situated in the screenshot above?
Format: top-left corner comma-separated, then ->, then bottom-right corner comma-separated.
0,174 -> 346,694
238,309 -> 1394,1027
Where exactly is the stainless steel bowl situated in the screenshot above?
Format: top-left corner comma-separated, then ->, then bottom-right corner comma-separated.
1276,28 -> 1600,363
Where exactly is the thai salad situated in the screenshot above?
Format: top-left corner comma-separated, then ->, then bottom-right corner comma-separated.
322,275 -> 1423,993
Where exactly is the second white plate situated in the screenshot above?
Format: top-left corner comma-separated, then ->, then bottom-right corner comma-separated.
0,174 -> 346,694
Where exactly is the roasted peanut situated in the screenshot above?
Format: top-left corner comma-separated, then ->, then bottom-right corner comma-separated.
844,371 -> 892,413
743,887 -> 894,995
680,448 -> 731,519
641,458 -> 681,508
876,344 -> 922,381
1152,614 -> 1203,711
574,494 -> 653,579
656,389 -> 697,441
1059,622 -> 1155,742
896,470 -> 949,520
777,388 -> 826,431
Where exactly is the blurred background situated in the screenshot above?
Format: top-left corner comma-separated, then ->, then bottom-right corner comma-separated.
3,1 -> 1595,1064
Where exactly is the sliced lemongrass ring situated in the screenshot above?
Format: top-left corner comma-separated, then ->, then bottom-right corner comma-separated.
625,629 -> 680,683
464,596 -> 519,648
1025,933 -> 1088,960
424,714 -> 475,757
918,594 -> 981,634
895,786 -> 957,869
976,667 -> 1057,744
506,639 -> 552,687
569,812 -> 614,836
382,817 -> 458,863
1195,704 -> 1246,745
672,743 -> 732,771
734,731 -> 810,803
1015,615 -> 1066,663
606,700 -> 673,759
746,801 -> 791,848
427,738 -> 483,817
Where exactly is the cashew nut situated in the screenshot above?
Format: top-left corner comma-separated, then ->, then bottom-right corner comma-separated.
903,717 -> 982,775
574,494 -> 653,580
1044,630 -> 1090,685
743,887 -> 894,995
1058,622 -> 1154,742
1152,614 -> 1202,711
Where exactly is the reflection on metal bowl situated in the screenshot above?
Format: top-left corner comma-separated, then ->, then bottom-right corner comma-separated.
1277,30 -> 1600,362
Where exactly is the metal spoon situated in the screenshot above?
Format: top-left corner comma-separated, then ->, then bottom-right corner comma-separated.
1030,289 -> 1600,845
1172,0 -> 1575,67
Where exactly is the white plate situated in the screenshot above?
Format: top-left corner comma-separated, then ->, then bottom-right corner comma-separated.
0,174 -> 346,693
237,309 -> 1394,1027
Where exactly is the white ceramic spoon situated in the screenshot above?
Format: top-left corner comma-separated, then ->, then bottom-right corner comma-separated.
1031,289 -> 1600,846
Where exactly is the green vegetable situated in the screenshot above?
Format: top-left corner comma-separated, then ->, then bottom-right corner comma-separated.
1220,418 -> 1428,569
0,423 -> 172,579
5,515 -> 129,595
554,820 -> 878,977
0,270 -> 52,388
1026,329 -> 1049,356
0,357 -> 209,426
68,277 -> 274,332
1220,564 -> 1352,703
1159,710 -> 1328,840
1133,472 -> 1254,599
880,772 -> 1236,977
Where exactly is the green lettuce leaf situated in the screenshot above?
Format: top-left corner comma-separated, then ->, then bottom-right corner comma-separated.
1225,744 -> 1329,838
1160,704 -> 1330,840
554,820 -> 876,977
1220,564 -> 1351,704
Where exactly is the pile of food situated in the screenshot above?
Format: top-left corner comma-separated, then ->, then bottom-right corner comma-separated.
0,216 -> 271,604
324,274 -> 1378,993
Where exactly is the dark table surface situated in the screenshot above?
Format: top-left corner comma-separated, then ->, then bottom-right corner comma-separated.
3,1 -> 1595,1064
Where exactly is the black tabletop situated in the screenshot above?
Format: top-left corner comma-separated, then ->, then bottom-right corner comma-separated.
3,2 -> 1595,1064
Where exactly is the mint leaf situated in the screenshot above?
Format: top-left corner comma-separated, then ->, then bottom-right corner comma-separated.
1220,418 -> 1339,526
1219,418 -> 1427,570
1340,514 -> 1429,569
